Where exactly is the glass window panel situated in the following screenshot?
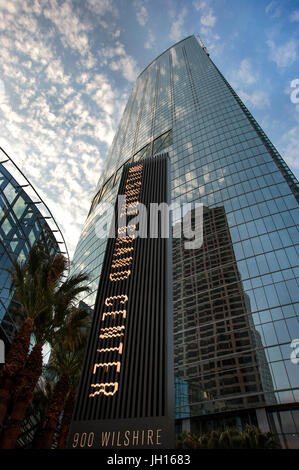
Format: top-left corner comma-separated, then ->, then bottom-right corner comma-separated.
272,271 -> 283,283
270,232 -> 282,250
271,307 -> 283,321
1,218 -> 12,235
282,304 -> 295,318
285,246 -> 299,267
276,249 -> 291,270
278,411 -> 297,433
267,346 -> 282,362
3,183 -> 18,204
262,322 -> 277,346
265,252 -> 279,272
292,411 -> 299,432
278,229 -> 292,247
275,282 -> 292,306
271,362 -> 290,389
285,362 -> 299,389
286,317 -> 299,338
274,320 -> 290,343
259,309 -> 272,323
251,237 -> 263,255
285,279 -> 299,303
242,239 -> 254,257
13,196 -> 27,218
287,227 -> 299,245
237,260 -> 249,279
247,258 -> 259,277
264,284 -> 279,308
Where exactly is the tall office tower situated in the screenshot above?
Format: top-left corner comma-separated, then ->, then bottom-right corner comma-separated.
72,36 -> 299,448
0,148 -> 68,349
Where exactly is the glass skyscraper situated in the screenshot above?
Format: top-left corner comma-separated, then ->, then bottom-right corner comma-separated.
71,36 -> 299,448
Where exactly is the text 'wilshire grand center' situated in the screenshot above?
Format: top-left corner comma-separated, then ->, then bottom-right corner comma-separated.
70,36 -> 299,449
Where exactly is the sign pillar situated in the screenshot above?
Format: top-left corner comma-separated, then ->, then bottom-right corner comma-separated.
68,154 -> 174,449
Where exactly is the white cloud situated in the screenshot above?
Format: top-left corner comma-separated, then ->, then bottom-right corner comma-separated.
201,10 -> 216,27
279,123 -> 299,171
238,90 -> 270,109
232,59 -> 258,87
97,41 -> 139,82
0,79 -> 6,104
193,0 -> 207,11
14,33 -> 54,65
86,0 -> 115,16
44,0 -> 91,56
290,9 -> 299,22
112,29 -> 121,38
267,39 -> 297,68
110,55 -> 138,82
169,7 -> 188,42
103,41 -> 139,82
46,59 -> 70,85
22,0 -> 47,16
85,73 -> 117,115
79,53 -> 96,70
135,2 -> 148,26
193,0 -> 216,27
0,0 -> 18,13
144,29 -> 155,49
0,1 -> 120,258
265,1 -> 281,19
76,72 -> 90,85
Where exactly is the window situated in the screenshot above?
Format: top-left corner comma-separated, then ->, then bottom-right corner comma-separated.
133,143 -> 151,162
153,129 -> 173,155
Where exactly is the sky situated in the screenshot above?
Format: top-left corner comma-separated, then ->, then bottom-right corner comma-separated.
0,0 -> 298,259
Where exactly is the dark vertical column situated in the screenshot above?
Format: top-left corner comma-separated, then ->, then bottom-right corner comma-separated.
68,154 -> 174,449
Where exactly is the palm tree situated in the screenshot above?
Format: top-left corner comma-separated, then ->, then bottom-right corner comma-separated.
176,426 -> 280,449
241,424 -> 280,449
57,332 -> 88,449
0,317 -> 33,424
22,380 -> 56,448
0,343 -> 43,449
56,389 -> 76,449
33,307 -> 90,449
0,243 -> 89,448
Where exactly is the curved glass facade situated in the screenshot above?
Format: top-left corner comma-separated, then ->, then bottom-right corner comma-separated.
0,151 -> 65,343
71,36 -> 299,446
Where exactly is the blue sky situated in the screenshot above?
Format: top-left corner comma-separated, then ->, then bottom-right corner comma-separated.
0,0 -> 298,257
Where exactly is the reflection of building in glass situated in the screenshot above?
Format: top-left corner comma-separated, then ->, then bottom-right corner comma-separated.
173,206 -> 276,420
175,377 -> 190,419
246,294 -> 277,405
71,36 -> 299,447
0,149 -> 68,346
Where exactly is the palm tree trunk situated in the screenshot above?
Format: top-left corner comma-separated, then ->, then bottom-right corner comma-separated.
57,390 -> 75,449
0,344 -> 42,449
34,372 -> 70,449
0,318 -> 33,425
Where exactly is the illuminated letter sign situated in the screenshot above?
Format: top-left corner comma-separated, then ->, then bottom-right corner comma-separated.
68,154 -> 174,449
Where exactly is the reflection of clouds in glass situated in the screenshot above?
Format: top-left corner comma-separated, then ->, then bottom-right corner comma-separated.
203,172 -> 210,183
185,171 -> 193,182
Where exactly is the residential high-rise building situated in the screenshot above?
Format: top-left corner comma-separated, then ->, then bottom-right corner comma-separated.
71,36 -> 299,448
